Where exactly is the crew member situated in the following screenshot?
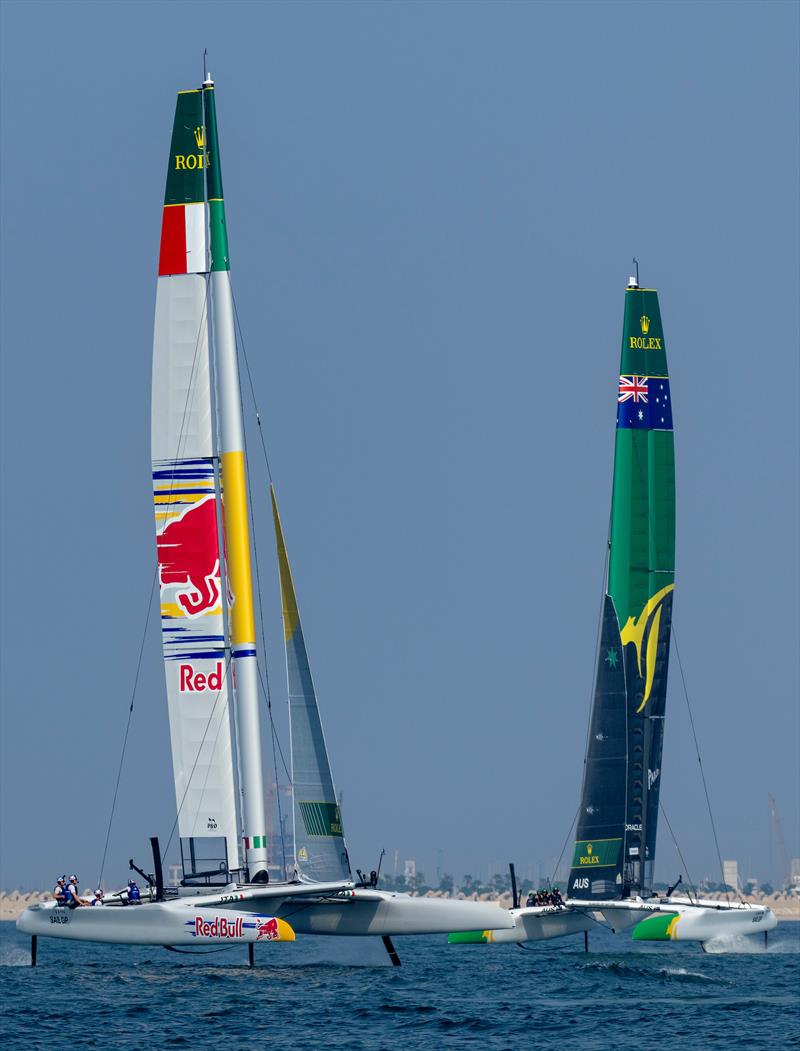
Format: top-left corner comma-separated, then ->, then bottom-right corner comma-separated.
66,874 -> 86,908
53,877 -> 67,905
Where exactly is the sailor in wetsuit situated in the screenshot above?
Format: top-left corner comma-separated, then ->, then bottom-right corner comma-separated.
65,875 -> 86,908
52,877 -> 67,905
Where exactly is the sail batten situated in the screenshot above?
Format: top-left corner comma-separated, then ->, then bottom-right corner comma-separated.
569,283 -> 675,901
271,487 -> 351,883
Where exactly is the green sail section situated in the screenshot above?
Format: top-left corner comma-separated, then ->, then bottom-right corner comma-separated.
201,85 -> 230,271
569,284 -> 675,901
270,487 -> 351,884
164,91 -> 206,205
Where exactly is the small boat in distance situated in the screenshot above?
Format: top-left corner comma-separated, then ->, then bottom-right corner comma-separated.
450,273 -> 777,950
17,73 -> 513,962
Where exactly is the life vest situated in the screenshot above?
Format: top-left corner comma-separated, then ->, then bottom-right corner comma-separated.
128,884 -> 140,901
54,885 -> 66,904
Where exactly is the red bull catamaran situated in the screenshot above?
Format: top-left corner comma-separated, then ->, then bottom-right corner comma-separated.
448,273 -> 777,952
17,72 -> 513,962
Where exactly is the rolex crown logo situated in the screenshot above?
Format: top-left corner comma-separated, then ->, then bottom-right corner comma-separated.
640,315 -> 650,334
194,126 -> 206,149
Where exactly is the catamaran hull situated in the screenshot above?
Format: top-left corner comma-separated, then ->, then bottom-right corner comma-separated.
449,906 -> 594,944
272,893 -> 516,936
16,901 -> 294,946
449,898 -> 777,947
17,889 -> 513,944
631,905 -> 777,943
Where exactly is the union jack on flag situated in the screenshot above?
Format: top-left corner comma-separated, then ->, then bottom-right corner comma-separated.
618,375 -> 648,403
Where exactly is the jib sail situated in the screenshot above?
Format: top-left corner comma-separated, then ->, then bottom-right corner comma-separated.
151,88 -> 239,877
569,279 -> 675,901
271,487 -> 351,883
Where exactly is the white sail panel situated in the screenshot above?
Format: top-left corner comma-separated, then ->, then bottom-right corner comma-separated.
152,273 -> 239,873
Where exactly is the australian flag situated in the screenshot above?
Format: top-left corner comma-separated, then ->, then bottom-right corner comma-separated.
617,375 -> 673,430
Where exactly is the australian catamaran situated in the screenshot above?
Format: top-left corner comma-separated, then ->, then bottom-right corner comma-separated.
17,74 -> 513,958
449,274 -> 777,950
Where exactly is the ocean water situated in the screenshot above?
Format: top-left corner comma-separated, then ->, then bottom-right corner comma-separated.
1,919 -> 797,1050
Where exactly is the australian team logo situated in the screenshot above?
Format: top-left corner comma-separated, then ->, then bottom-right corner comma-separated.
619,584 -> 675,712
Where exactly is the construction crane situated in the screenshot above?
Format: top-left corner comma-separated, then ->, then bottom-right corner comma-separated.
768,794 -> 790,891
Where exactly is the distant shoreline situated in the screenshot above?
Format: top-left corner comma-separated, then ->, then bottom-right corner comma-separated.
2,889 -> 798,922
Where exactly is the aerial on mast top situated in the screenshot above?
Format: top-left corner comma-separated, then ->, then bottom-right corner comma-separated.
203,48 -> 213,87
628,257 -> 640,289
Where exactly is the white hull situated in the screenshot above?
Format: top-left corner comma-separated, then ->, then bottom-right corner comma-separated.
455,895 -> 777,947
17,885 -> 514,945
480,906 -> 595,943
16,899 -> 294,946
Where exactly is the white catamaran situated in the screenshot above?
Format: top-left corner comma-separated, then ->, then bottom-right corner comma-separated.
449,274 -> 777,951
17,75 -> 513,961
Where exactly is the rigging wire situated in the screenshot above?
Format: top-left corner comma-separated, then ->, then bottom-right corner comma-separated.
97,569 -> 158,888
162,652 -> 234,860
658,799 -> 698,902
550,803 -> 581,887
628,420 -> 733,901
670,625 -> 735,903
97,278 -> 212,886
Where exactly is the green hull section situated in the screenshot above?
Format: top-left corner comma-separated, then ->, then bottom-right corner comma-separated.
631,912 -> 679,941
447,930 -> 490,944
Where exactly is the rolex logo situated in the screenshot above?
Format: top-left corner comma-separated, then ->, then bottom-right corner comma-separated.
640,315 -> 650,334
194,126 -> 206,149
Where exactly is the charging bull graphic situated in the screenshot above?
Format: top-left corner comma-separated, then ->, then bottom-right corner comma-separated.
256,918 -> 280,941
156,495 -> 221,617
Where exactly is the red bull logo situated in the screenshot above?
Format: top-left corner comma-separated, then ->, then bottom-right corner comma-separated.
157,496 -> 221,617
194,915 -> 244,939
256,917 -> 280,941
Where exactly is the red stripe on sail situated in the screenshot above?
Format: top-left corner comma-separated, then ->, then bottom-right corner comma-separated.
158,206 -> 187,275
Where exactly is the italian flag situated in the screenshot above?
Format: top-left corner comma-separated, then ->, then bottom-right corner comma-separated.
159,203 -> 207,276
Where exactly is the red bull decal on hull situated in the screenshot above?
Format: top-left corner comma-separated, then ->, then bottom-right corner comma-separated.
256,918 -> 280,941
194,915 -> 244,939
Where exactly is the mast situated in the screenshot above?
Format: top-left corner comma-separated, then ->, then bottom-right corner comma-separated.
152,87 -> 240,877
568,272 -> 675,901
202,76 -> 269,881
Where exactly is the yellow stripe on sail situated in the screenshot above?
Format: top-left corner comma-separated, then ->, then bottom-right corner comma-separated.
270,485 -> 300,642
220,451 -> 256,646
160,600 -> 222,619
153,491 -> 212,503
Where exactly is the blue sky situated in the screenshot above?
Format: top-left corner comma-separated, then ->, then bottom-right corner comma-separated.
1,0 -> 797,891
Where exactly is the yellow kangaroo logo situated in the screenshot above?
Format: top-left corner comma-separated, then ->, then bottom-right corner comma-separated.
619,584 -> 674,712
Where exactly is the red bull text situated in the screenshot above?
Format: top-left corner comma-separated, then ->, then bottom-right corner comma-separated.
179,662 -> 224,693
194,915 -> 244,939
